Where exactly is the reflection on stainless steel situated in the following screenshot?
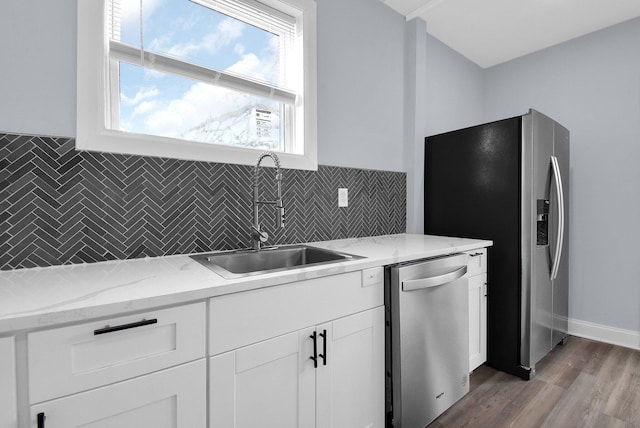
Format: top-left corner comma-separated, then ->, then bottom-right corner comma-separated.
190,245 -> 364,279
386,253 -> 470,428
251,151 -> 285,251
425,109 -> 569,380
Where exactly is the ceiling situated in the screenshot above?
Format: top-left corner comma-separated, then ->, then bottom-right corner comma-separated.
381,0 -> 640,68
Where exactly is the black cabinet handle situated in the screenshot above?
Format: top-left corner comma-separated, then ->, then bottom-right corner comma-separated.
309,331 -> 318,368
319,329 -> 327,366
469,252 -> 483,257
93,318 -> 158,335
37,412 -> 45,428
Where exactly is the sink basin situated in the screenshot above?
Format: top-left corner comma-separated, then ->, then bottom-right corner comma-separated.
190,245 -> 364,279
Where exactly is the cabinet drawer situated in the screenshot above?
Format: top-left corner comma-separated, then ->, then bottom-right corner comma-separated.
30,359 -> 206,428
465,248 -> 487,276
209,271 -> 383,355
28,302 -> 206,404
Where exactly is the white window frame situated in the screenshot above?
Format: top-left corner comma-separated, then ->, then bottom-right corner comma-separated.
77,0 -> 317,170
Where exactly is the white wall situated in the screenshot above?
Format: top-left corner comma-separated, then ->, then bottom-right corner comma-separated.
484,18 -> 640,335
0,0 -> 406,173
316,0 -> 405,171
403,19 -> 427,234
425,34 -> 485,137
406,32 -> 485,235
0,0 -> 77,137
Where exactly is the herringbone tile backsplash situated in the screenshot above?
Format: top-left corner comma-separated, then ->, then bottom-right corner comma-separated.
1,133 -> 406,270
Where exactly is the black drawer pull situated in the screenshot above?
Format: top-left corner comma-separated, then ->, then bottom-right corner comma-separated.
37,412 -> 45,428
319,329 -> 327,366
310,331 -> 318,368
469,252 -> 483,257
94,318 -> 158,335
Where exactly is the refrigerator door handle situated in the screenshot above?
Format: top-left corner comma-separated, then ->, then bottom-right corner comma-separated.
550,155 -> 565,280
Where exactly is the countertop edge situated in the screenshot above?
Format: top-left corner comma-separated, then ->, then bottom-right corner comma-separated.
0,234 -> 492,334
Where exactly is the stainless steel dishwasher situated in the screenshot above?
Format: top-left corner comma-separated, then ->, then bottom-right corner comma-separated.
385,253 -> 469,428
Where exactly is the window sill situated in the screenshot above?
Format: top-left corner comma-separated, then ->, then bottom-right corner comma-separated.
76,128 -> 318,170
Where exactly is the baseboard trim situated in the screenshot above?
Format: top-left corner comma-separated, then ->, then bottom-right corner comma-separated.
568,318 -> 640,351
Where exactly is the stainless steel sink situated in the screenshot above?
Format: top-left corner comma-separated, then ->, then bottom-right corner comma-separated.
190,245 -> 364,279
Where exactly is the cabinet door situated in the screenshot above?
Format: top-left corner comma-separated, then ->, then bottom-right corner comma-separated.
30,359 -> 206,428
469,274 -> 487,371
210,329 -> 316,428
316,307 -> 385,428
0,336 -> 17,428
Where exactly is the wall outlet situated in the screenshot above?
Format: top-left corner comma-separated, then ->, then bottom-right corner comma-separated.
338,188 -> 348,207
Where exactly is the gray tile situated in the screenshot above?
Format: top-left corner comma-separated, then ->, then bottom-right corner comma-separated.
0,134 -> 406,270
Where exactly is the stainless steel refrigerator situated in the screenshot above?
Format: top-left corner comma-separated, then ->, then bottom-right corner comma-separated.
424,109 -> 569,380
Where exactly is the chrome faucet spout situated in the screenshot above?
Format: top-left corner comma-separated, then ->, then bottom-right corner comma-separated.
252,151 -> 285,251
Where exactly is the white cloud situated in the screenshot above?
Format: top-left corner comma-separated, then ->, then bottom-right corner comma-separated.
217,18 -> 245,43
227,51 -> 280,85
121,87 -> 159,106
139,50 -> 279,135
150,18 -> 245,59
144,69 -> 165,80
122,29 -> 281,140
142,82 -> 233,137
120,0 -> 165,28
132,99 -> 162,117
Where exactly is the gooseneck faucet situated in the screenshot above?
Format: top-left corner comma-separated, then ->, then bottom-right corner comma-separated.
251,151 -> 285,250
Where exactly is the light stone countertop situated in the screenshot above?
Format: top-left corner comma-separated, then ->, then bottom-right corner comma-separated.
0,234 -> 492,334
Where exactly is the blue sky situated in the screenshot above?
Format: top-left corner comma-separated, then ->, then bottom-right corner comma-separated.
115,0 -> 281,144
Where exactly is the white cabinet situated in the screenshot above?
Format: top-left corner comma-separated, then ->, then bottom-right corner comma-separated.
208,271 -> 385,428
26,303 -> 207,428
316,307 -> 385,428
468,274 -> 487,371
210,307 -> 384,428
0,336 -> 17,428
30,359 -> 206,428
210,330 -> 315,428
466,249 -> 488,372
28,302 -> 206,403
12,266 -> 386,428
208,271 -> 382,355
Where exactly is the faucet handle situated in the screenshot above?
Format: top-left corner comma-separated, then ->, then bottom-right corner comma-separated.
251,225 -> 269,243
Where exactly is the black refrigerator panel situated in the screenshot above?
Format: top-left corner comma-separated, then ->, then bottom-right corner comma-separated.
424,116 -> 526,377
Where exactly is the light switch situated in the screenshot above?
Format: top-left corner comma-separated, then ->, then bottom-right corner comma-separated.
338,188 -> 348,207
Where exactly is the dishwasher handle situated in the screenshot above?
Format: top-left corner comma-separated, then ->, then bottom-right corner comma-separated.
402,265 -> 467,291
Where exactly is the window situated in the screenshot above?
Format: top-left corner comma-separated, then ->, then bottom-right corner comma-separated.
77,0 -> 317,170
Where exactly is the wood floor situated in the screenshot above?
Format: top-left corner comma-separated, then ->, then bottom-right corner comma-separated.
429,336 -> 640,427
